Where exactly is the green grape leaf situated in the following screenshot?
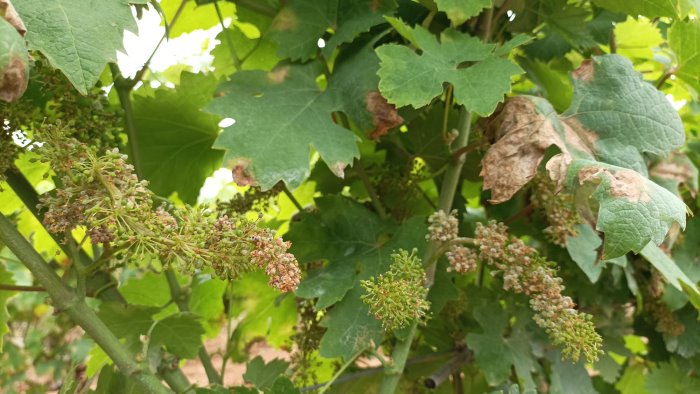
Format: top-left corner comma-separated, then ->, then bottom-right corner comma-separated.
565,223 -> 626,283
664,306 -> 700,358
0,17 -> 28,102
188,275 -> 226,336
13,0 -> 138,94
266,377 -> 300,394
317,286 -> 384,359
288,196 -> 427,359
669,20 -> 700,95
646,361 -> 699,393
434,0 -> 491,26
376,25 -> 523,115
132,71 -> 223,203
211,8 -> 279,77
615,17 -> 663,60
269,0 -> 396,61
159,0 -> 235,38
466,297 -> 537,391
119,272 -> 171,307
0,262 -> 15,349
228,272 -> 297,362
206,64 -> 359,189
188,275 -> 226,321
547,352 -> 596,394
97,303 -> 158,338
243,356 -> 289,391
616,363 -> 650,394
150,312 -> 204,359
640,243 -> 700,304
329,36 -> 403,137
592,0 -> 694,19
562,160 -> 687,259
481,55 -> 687,259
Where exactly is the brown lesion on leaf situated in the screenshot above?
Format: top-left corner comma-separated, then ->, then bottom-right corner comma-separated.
560,117 -> 597,156
650,152 -> 698,197
578,166 -> 651,203
0,56 -> 28,103
480,97 -> 570,204
271,8 -> 298,32
329,161 -> 347,179
267,67 -> 289,84
366,91 -> 404,140
229,158 -> 257,187
572,59 -> 595,82
1,0 -> 27,36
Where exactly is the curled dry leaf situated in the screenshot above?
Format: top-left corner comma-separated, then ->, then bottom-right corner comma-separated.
366,91 -> 404,140
0,0 -> 26,36
480,97 -> 587,203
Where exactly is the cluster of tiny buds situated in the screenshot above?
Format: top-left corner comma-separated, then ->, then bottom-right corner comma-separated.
532,174 -> 580,247
446,246 -> 477,273
443,220 -> 603,364
250,234 -> 301,292
361,249 -> 430,331
37,127 -> 301,293
427,210 -> 459,242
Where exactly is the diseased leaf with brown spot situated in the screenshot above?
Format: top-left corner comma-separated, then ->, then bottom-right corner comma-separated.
480,54 -> 688,260
480,96 -> 591,203
0,0 -> 26,35
0,17 -> 28,102
366,91 -> 403,140
578,166 -> 651,203
230,158 -> 256,187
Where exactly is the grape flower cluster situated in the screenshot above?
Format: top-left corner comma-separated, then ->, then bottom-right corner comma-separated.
38,126 -> 300,292
361,249 -> 430,331
427,210 -> 477,273
531,174 -> 580,246
426,210 -> 602,364
473,221 -> 602,363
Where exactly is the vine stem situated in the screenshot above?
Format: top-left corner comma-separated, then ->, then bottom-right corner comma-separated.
164,270 -> 223,385
0,214 -> 171,394
379,108 -> 472,394
318,347 -> 366,394
0,284 -> 45,292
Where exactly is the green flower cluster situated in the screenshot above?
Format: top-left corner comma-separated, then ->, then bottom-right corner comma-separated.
361,249 -> 430,331
474,221 -> 603,363
38,126 -> 300,292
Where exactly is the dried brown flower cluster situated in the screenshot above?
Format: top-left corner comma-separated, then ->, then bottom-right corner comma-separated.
642,269 -> 684,336
531,174 -> 580,246
473,221 -> 603,363
38,126 -> 300,292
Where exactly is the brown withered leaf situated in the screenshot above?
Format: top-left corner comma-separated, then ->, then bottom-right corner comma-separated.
0,0 -> 26,36
366,91 -> 404,140
480,97 -> 570,203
